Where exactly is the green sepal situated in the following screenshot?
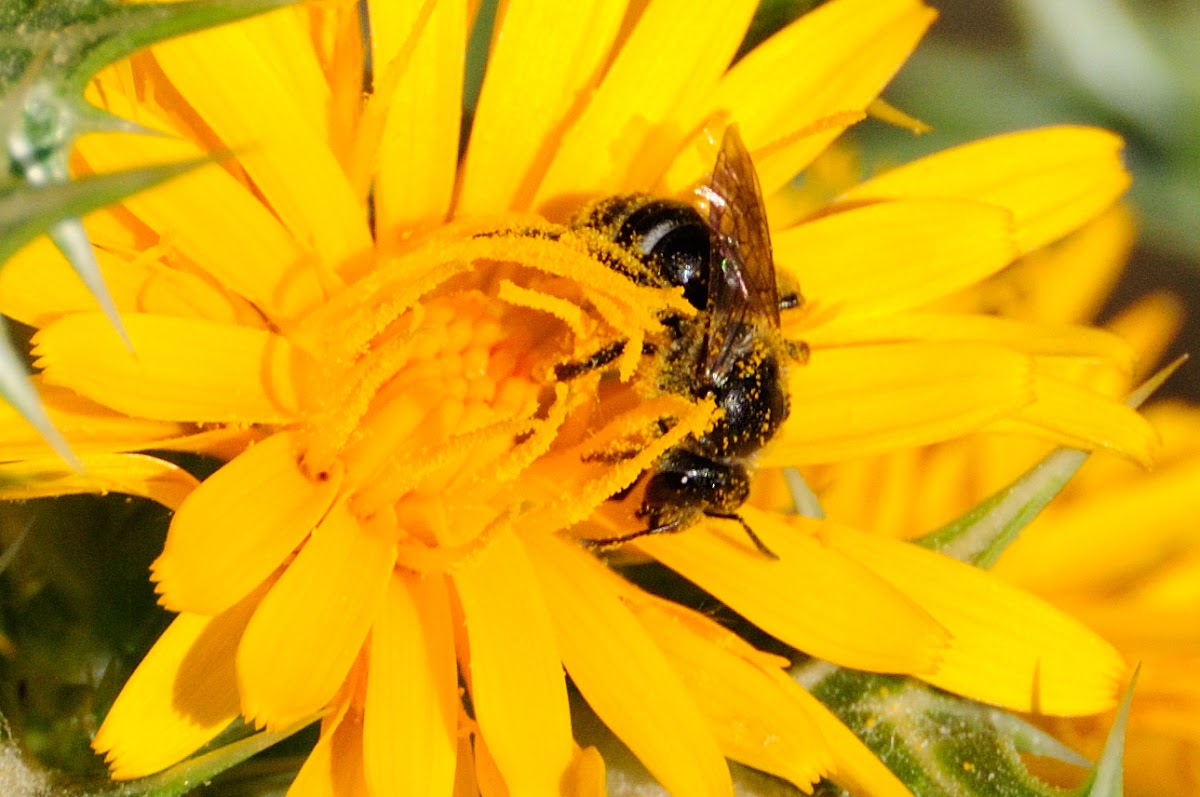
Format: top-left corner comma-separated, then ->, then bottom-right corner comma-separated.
916,447 -> 1088,568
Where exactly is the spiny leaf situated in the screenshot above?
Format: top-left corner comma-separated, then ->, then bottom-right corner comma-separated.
0,158 -> 206,465
1,0 -> 303,466
0,1 -> 301,94
48,215 -> 132,349
0,159 -> 208,265
0,320 -> 77,468
1074,671 -> 1137,797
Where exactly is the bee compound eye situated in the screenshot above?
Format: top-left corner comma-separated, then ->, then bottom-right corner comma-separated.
617,200 -> 711,311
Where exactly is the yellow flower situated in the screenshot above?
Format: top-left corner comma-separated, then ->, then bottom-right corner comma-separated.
0,0 -> 1161,795
805,205 -> 1200,796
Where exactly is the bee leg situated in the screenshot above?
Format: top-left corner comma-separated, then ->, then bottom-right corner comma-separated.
579,519 -> 684,551
705,511 -> 780,560
784,338 -> 810,365
777,271 -> 804,312
554,340 -> 627,380
778,291 -> 802,311
554,339 -> 659,380
582,447 -> 643,464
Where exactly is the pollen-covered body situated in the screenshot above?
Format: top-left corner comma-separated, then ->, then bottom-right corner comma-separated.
644,319 -> 791,538
569,127 -> 801,554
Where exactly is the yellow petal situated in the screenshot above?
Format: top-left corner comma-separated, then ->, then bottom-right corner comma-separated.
866,97 -> 931,135
450,533 -> 573,797
237,501 -> 395,728
288,703 -> 370,797
836,127 -> 1130,252
777,200 -> 1017,319
663,0 -> 935,195
149,12 -> 371,269
453,734 -> 483,797
455,0 -> 629,214
75,113 -> 321,320
817,521 -> 1128,715
33,312 -> 302,423
1107,292 -> 1185,382
800,313 -> 1136,368
765,343 -> 1032,465
632,597 -> 831,793
985,372 -> 1159,467
472,731 -> 511,797
93,596 -> 258,779
364,572 -> 457,797
153,432 -> 341,615
0,211 -> 272,329
307,2 -> 365,177
533,0 -> 758,210
635,507 -> 947,673
971,205 -> 1135,324
372,0 -> 467,235
0,382 -> 186,460
570,746 -> 609,797
0,453 -> 197,510
526,533 -> 732,797
0,380 -> 261,462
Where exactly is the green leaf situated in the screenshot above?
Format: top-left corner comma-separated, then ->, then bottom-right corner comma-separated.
48,215 -> 132,349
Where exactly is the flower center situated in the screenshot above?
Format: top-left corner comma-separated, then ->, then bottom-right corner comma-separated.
289,219 -> 690,562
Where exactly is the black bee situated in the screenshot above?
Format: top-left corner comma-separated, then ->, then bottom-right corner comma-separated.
566,125 -> 804,558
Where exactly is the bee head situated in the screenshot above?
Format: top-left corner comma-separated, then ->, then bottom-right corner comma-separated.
614,199 -> 712,311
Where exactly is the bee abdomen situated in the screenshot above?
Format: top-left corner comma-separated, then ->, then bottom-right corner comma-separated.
704,346 -> 788,459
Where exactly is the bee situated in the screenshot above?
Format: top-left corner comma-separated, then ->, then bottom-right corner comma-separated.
565,125 -> 805,558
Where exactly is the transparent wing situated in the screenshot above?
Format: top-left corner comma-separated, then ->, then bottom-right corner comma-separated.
698,125 -> 780,380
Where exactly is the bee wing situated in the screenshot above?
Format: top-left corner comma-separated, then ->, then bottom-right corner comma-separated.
699,125 -> 781,380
